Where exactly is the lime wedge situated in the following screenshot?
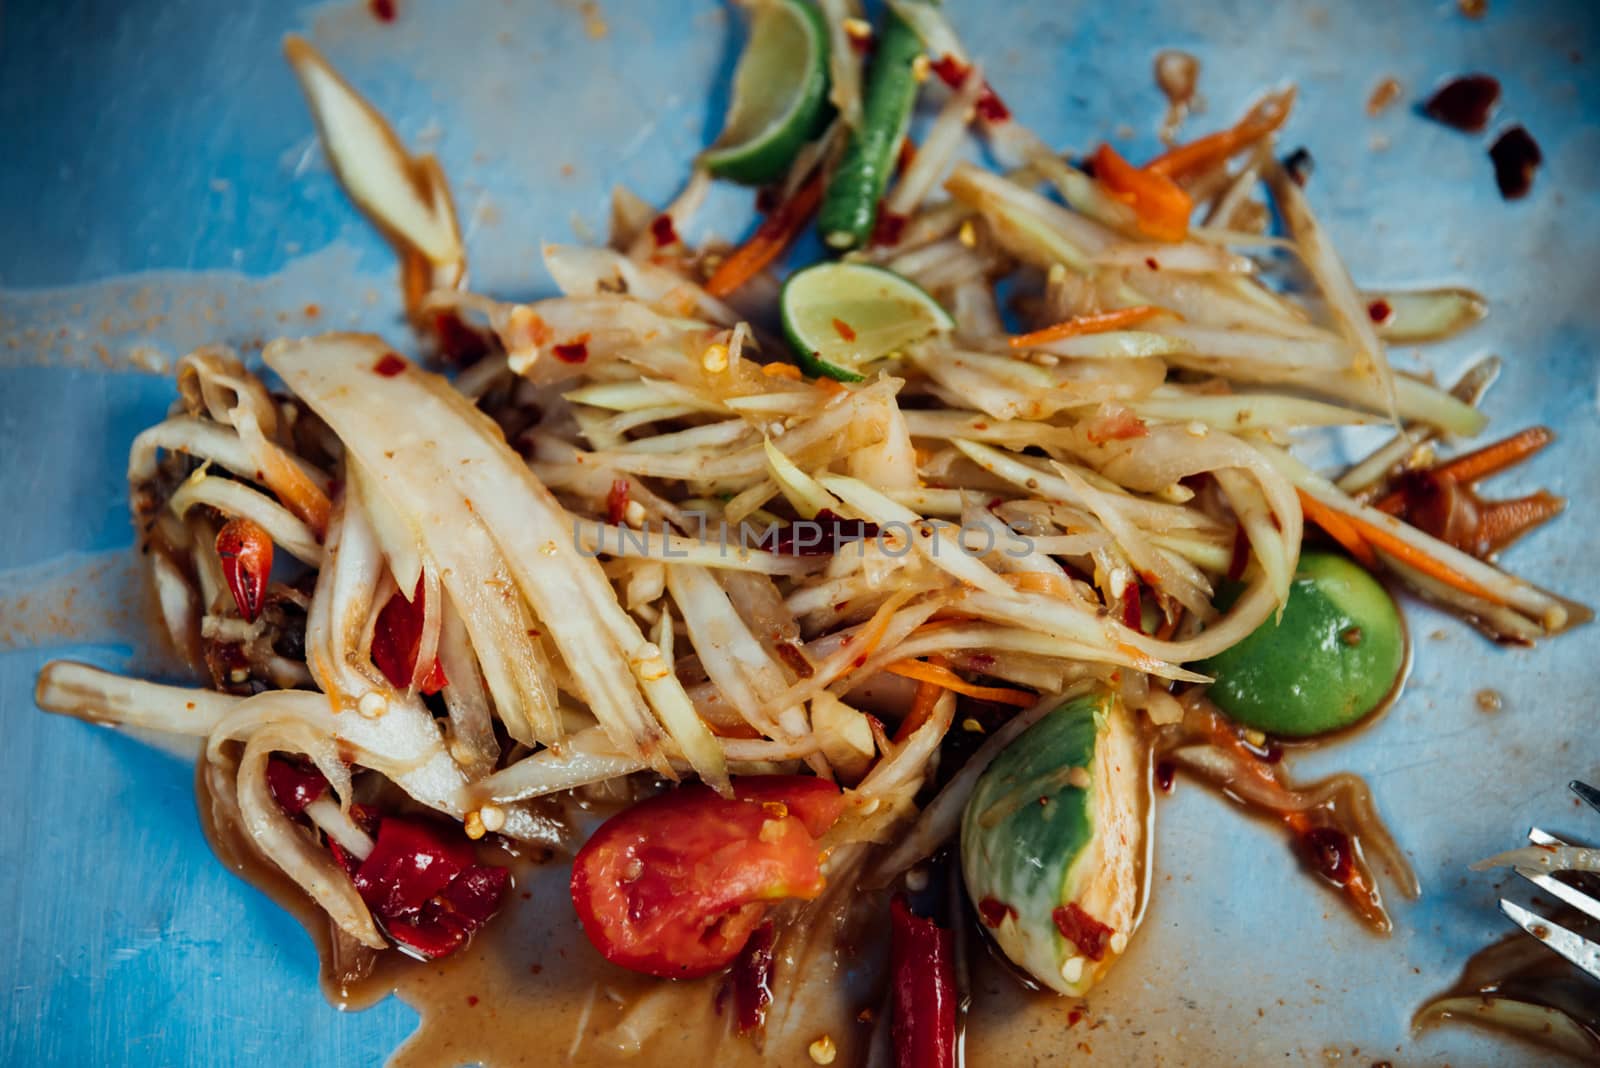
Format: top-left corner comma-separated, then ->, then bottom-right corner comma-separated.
780,262 -> 955,381
700,0 -> 831,186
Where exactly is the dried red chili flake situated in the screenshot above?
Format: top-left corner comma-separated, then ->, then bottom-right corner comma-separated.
369,0 -> 396,22
774,641 -> 815,679
351,816 -> 510,959
929,55 -> 1010,123
552,335 -> 590,364
372,577 -> 449,694
1051,902 -> 1113,961
1120,581 -> 1143,630
650,214 -> 679,247
1489,126 -> 1542,200
764,508 -> 881,556
1366,298 -> 1394,325
266,757 -> 329,817
729,920 -> 777,1034
374,353 -> 407,377
870,207 -> 908,248
1423,74 -> 1501,134
976,896 -> 1017,929
433,310 -> 490,365
1298,826 -> 1353,884
605,478 -> 630,526
831,317 -> 858,342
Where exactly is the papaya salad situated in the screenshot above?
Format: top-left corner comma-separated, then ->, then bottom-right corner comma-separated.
36,1 -> 1590,1064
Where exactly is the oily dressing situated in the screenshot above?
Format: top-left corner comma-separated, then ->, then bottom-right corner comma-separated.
196,764 -> 869,1067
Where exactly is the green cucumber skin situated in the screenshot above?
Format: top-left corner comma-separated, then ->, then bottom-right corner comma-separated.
960,692 -> 1106,969
816,11 -> 923,249
1198,552 -> 1405,738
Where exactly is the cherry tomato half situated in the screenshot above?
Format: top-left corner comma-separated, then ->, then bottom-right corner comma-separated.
569,775 -> 846,979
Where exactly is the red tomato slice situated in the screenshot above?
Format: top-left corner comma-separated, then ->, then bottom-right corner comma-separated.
570,775 -> 846,979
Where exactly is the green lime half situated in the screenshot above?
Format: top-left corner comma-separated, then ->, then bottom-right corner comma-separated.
700,0 -> 831,186
1197,552 -> 1406,739
780,262 -> 955,381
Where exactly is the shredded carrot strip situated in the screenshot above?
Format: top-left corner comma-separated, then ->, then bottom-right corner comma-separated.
1428,426 -> 1553,486
1092,144 -> 1193,241
1476,493 -> 1565,553
895,656 -> 948,742
705,170 -> 825,297
1296,489 -> 1378,569
761,362 -> 803,380
1008,305 -> 1166,349
1001,571 -> 1079,599
255,442 -> 332,537
1302,490 -> 1506,604
826,591 -> 915,689
882,659 -> 1036,707
1143,92 -> 1294,181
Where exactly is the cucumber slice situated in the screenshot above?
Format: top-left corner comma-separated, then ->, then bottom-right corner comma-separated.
779,262 -> 954,381
700,0 -> 831,186
1198,552 -> 1406,738
960,689 -> 1143,997
816,9 -> 923,250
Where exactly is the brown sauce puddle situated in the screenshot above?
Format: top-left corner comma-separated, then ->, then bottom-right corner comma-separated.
1415,914 -> 1600,1062
197,766 -> 869,1066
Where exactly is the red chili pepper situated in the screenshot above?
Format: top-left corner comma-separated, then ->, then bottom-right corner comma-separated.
1051,902 -> 1113,961
373,353 -> 407,377
215,518 -> 274,623
889,895 -> 956,1068
929,55 -> 1010,123
1120,579 -> 1143,630
265,757 -> 329,817
351,816 -> 510,959
650,214 -> 679,248
371,577 -> 449,693
870,205 -> 908,248
730,920 -> 777,1034
552,335 -> 590,364
432,310 -> 490,365
605,479 -> 630,526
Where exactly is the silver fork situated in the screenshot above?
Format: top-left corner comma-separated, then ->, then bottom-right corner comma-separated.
1497,779 -> 1600,981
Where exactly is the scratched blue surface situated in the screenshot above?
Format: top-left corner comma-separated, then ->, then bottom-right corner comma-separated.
1,1 -> 1598,1065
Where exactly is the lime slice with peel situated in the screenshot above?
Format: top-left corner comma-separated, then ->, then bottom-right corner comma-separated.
780,262 -> 956,381
700,0 -> 831,186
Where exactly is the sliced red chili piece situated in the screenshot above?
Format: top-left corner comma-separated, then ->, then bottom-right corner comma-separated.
890,895 -> 957,1068
265,757 -> 329,817
350,816 -> 510,960
371,577 -> 448,694
1052,901 -> 1114,961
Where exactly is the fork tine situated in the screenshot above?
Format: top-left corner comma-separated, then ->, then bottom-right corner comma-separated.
1499,898 -> 1600,981
1571,780 -> 1600,816
1512,866 -> 1600,925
